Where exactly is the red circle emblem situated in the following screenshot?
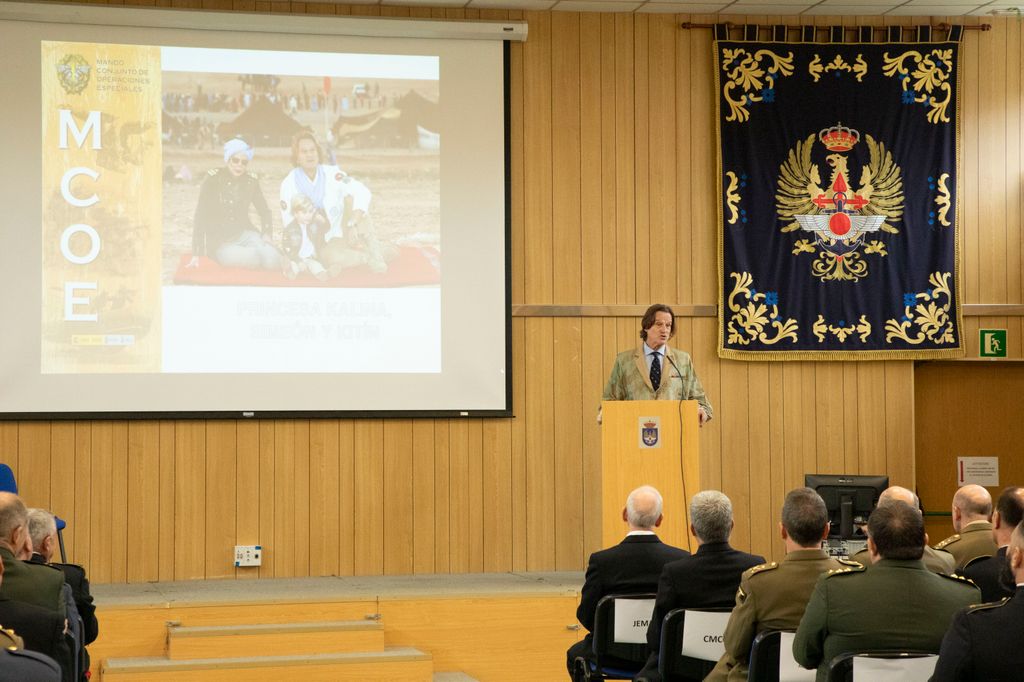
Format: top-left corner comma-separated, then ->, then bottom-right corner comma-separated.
829,212 -> 851,236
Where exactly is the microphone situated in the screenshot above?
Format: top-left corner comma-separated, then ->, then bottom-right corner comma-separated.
663,352 -> 684,388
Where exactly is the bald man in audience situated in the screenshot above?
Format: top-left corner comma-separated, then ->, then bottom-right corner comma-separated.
636,490 -> 765,682
0,493 -> 65,617
851,486 -> 955,574
934,484 -> 997,570
567,485 -> 688,679
706,488 -> 849,682
963,486 -> 1024,603
0,550 -> 66,680
931,520 -> 1024,681
793,500 -> 979,682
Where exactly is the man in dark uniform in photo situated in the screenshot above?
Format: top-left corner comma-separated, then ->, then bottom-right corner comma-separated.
27,509 -> 98,677
706,487 -> 850,682
850,486 -> 956,574
0,624 -> 60,682
566,485 -> 689,679
962,486 -> 1024,603
792,500 -> 980,682
934,484 -> 998,570
636,490 -> 765,681
0,546 -> 66,681
600,304 -> 713,425
931,520 -> 1024,681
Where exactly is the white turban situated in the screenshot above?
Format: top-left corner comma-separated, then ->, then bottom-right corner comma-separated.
223,138 -> 254,164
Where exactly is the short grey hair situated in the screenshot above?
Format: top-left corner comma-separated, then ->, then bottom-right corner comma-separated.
26,508 -> 57,549
626,485 -> 663,529
690,490 -> 733,543
0,492 -> 27,547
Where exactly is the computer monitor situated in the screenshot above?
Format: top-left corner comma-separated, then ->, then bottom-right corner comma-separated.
804,474 -> 889,540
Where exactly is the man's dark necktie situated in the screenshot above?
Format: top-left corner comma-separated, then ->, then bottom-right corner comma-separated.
650,352 -> 661,391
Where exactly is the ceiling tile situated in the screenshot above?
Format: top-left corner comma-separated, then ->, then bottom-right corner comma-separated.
637,2 -> 730,11
720,3 -> 817,13
885,4 -> 988,13
552,0 -> 643,10
803,5 -> 901,13
468,0 -> 557,8
381,0 -> 467,6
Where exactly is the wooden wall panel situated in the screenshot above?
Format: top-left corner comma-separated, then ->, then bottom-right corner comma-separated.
2,6 -> 1021,582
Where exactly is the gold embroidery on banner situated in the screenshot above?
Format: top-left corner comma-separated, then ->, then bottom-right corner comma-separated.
884,272 -> 956,345
808,55 -> 823,82
811,251 -> 868,281
725,171 -> 741,225
809,54 -> 868,83
792,239 -> 816,255
721,48 -> 795,123
812,315 -> 872,343
882,49 -> 954,124
935,173 -> 952,227
864,240 -> 887,256
726,272 -> 799,345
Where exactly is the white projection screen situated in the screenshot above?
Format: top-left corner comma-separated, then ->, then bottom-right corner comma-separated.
0,2 -> 520,418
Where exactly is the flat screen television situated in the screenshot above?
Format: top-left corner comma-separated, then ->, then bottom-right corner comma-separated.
804,473 -> 889,540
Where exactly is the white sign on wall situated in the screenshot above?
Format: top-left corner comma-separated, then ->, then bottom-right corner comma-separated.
957,457 -> 999,487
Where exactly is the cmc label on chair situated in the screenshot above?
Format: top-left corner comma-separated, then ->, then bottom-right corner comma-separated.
680,610 -> 731,660
638,416 -> 661,449
613,598 -> 655,644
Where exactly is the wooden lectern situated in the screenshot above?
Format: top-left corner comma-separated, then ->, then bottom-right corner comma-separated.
600,400 -> 701,552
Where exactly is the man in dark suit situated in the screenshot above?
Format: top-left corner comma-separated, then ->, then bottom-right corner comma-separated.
637,490 -> 765,682
931,520 -> 1024,681
963,486 -> 1024,603
28,508 -> 98,679
566,485 -> 688,678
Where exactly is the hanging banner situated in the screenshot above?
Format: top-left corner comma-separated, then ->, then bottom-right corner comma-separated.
715,34 -> 964,360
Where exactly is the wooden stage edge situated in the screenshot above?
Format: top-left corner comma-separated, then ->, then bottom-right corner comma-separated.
91,572 -> 584,681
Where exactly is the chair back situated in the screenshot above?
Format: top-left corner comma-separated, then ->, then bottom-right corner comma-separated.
658,607 -> 731,681
584,593 -> 656,680
0,464 -> 17,493
826,651 -> 938,682
748,630 -> 816,682
962,554 -> 992,571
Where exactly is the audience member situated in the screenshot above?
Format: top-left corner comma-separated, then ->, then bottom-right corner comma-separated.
566,485 -> 688,678
0,549 -> 68,681
707,488 -> 849,681
28,508 -> 98,677
851,486 -> 955,573
636,490 -> 765,681
931,520 -> 1024,681
934,484 -> 997,569
0,493 -> 65,616
962,486 -> 1024,602
793,500 -> 979,682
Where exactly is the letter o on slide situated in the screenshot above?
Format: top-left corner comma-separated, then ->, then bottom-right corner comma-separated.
61,224 -> 101,265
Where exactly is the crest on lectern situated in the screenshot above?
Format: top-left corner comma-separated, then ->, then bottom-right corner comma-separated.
639,417 -> 661,449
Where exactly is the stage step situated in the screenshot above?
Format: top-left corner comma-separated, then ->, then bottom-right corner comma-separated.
102,647 -> 433,681
167,619 -> 384,659
433,673 -> 480,681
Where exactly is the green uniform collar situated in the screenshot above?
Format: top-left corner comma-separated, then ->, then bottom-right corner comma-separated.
786,548 -> 830,561
872,557 -> 927,570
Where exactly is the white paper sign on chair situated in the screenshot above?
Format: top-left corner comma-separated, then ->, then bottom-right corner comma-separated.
680,610 -> 732,660
612,598 -> 656,644
852,654 -> 938,681
778,632 -> 816,682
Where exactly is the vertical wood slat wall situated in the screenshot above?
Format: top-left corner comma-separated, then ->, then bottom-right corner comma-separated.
3,3 -> 1022,583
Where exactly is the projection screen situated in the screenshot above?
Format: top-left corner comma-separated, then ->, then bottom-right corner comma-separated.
0,2 -> 519,419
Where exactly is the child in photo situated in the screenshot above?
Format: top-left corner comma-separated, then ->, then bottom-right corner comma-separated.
282,193 -> 329,281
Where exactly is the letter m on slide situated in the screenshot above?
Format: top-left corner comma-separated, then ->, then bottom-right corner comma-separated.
59,110 -> 101,149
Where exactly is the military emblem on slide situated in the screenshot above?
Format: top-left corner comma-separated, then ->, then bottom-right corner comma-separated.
776,123 -> 904,282
639,417 -> 660,449
56,54 -> 91,95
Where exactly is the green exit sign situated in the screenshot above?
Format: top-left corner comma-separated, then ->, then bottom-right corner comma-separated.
979,329 -> 1007,358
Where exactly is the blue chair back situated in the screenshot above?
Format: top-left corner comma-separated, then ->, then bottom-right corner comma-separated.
0,464 -> 17,493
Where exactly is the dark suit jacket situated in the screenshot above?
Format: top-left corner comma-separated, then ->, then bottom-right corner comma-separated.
931,586 -> 1024,681
577,534 -> 690,632
0,647 -> 60,682
962,546 -> 1013,603
30,556 -> 98,646
639,541 -> 765,680
0,597 -> 69,675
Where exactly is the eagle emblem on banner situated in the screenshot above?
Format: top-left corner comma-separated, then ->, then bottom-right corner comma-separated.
776,123 -> 904,282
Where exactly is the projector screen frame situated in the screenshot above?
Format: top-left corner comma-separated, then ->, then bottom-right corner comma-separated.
0,3 -> 516,421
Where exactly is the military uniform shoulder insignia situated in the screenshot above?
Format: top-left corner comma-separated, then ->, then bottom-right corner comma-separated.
837,558 -> 863,568
968,597 -> 1010,613
935,535 -> 961,549
940,573 -> 977,587
0,626 -> 22,650
746,561 -> 779,578
826,563 -> 866,578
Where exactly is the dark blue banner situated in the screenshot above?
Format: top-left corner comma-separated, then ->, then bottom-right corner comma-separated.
716,37 -> 964,360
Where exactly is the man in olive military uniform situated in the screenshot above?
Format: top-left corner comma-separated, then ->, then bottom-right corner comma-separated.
706,488 -> 849,682
934,484 -> 997,570
931,520 -> 1024,681
850,486 -> 955,574
793,500 -> 979,682
0,494 -> 64,617
963,486 -> 1024,603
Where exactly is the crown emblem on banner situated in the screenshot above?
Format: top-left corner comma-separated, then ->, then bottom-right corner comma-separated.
643,421 -> 657,429
818,123 -> 860,152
